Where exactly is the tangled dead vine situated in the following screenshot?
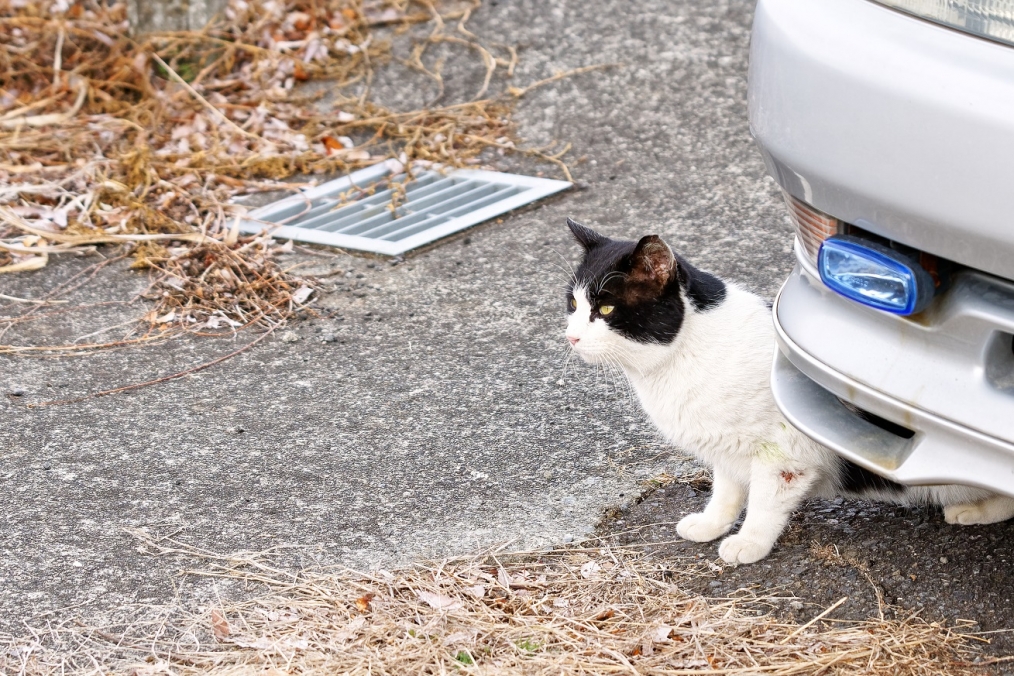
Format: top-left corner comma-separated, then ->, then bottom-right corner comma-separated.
0,0 -> 583,351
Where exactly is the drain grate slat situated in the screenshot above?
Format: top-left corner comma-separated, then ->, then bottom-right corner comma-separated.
360,182 -> 515,240
374,185 -> 511,242
376,213 -> 449,243
427,183 -> 516,215
308,176 -> 462,234
238,162 -> 570,255
292,176 -> 414,230
383,186 -> 523,242
330,179 -> 485,236
275,171 -> 414,225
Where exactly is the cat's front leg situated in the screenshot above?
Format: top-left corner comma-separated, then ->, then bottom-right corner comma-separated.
718,461 -> 818,565
676,466 -> 746,543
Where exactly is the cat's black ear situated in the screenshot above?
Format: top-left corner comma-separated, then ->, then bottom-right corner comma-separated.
566,218 -> 607,251
629,235 -> 676,287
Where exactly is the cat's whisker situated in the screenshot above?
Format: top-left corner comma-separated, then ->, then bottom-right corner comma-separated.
548,248 -> 579,286
561,344 -> 636,414
559,344 -> 577,380
595,270 -> 628,295
546,258 -> 580,295
551,268 -> 579,291
598,348 -> 635,405
572,343 -> 625,401
599,362 -> 623,401
591,360 -> 608,392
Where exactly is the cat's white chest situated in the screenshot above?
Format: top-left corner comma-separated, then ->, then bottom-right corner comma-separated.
623,297 -> 778,467
630,361 -> 746,458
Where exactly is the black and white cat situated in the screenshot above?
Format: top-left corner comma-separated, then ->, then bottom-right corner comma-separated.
563,218 -> 1014,564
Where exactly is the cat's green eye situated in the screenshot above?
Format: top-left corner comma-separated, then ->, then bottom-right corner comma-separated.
569,298 -> 577,309
599,305 -> 615,316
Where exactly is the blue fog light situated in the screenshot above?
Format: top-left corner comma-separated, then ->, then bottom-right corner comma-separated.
817,236 -> 934,315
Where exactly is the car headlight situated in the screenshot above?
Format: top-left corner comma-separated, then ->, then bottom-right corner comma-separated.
818,235 -> 936,315
871,0 -> 1014,48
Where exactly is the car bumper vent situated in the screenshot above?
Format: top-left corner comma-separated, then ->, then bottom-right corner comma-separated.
237,161 -> 571,256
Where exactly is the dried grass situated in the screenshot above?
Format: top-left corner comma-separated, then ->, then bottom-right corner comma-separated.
645,468 -> 713,492
0,537 -> 998,675
0,0 -> 580,353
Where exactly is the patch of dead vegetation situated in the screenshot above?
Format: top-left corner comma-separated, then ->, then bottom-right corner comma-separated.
645,468 -> 713,492
0,537 -> 999,675
0,0 -> 587,354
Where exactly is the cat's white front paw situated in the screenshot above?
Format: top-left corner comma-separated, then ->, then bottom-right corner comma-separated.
718,533 -> 773,565
676,513 -> 732,543
944,498 -> 1014,525
944,503 -> 986,525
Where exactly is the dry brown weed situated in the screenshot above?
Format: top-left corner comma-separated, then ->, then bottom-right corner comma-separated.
0,0 -> 585,353
0,537 -> 1000,675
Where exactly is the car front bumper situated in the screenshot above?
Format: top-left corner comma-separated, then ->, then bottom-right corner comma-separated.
772,245 -> 1014,496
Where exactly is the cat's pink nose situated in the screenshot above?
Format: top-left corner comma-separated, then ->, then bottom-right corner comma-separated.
567,335 -> 579,346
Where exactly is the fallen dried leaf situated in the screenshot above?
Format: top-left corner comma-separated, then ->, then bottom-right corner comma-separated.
651,623 -> 673,643
211,609 -> 230,640
322,136 -> 345,155
497,567 -> 511,590
335,615 -> 367,642
418,590 -> 463,611
355,593 -> 374,612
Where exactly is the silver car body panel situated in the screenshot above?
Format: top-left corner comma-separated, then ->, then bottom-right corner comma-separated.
749,0 -> 1014,281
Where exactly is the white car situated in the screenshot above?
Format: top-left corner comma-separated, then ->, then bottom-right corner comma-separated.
749,0 -> 1014,495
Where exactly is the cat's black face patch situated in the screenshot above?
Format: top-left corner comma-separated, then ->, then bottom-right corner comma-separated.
565,219 -> 727,344
570,237 -> 686,344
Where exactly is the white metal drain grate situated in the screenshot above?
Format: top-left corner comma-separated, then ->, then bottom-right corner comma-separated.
237,162 -> 570,256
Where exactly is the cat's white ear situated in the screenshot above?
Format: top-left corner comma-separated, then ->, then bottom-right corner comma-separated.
566,218 -> 607,251
630,235 -> 676,286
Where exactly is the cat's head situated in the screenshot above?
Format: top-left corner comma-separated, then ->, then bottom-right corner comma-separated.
563,219 -> 722,368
